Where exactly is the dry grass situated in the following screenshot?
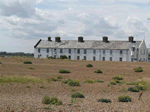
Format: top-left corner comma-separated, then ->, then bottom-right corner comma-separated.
0,57 -> 150,111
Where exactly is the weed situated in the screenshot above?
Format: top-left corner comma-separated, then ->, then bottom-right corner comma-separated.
118,95 -> 132,102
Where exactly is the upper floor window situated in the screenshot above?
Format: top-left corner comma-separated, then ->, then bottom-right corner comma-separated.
47,48 -> 49,53
103,50 -> 105,54
110,50 -> 113,55
68,49 -> 71,54
84,49 -> 87,54
38,48 -> 40,53
60,49 -> 63,53
77,49 -> 80,54
93,50 -> 96,54
120,50 -> 122,54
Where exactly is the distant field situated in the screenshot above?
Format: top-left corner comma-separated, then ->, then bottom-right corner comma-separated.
0,57 -> 150,111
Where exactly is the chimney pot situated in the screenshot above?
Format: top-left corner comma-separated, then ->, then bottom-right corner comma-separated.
55,37 -> 61,42
48,36 -> 52,41
78,36 -> 84,42
129,36 -> 134,42
103,36 -> 108,42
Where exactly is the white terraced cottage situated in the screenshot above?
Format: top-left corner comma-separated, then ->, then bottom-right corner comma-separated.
34,36 -> 148,62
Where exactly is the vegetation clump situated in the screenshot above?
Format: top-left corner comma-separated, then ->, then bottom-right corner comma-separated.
84,79 -> 95,83
42,96 -> 62,105
71,92 -> 85,98
98,99 -> 112,103
134,67 -> 143,72
48,56 -> 56,59
59,69 -> 70,73
0,62 -> 2,64
23,61 -> 32,64
62,79 -> 73,84
118,95 -> 132,102
86,64 -> 93,67
28,67 -> 34,69
110,80 -> 116,85
60,55 -> 67,59
94,69 -> 103,73
68,80 -> 80,86
112,75 -> 123,80
95,80 -> 104,83
128,84 -> 146,92
57,75 -> 63,79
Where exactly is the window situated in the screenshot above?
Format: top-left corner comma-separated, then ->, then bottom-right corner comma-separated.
60,49 -> 63,53
103,50 -> 105,54
77,56 -> 80,60
68,56 -> 71,59
120,57 -> 122,61
38,48 -> 40,53
68,49 -> 71,54
47,48 -> 49,53
103,57 -> 105,61
110,57 -> 112,61
93,50 -> 96,54
54,55 -> 56,58
84,56 -> 86,60
38,55 -> 40,58
84,49 -> 87,54
120,50 -> 122,54
133,47 -> 135,51
110,50 -> 113,55
47,55 -> 49,58
77,49 -> 80,54
131,58 -> 134,62
93,56 -> 95,61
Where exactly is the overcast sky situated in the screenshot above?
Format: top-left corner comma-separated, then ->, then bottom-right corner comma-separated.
1,0 -> 150,53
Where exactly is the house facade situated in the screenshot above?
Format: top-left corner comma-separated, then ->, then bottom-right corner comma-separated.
34,36 -> 148,62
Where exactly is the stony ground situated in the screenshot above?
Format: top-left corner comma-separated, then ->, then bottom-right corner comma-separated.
0,57 -> 150,112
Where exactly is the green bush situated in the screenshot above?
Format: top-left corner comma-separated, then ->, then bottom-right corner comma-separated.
57,75 -> 63,79
68,80 -> 80,86
28,67 -> 34,69
60,55 -> 67,59
48,56 -> 55,59
110,80 -> 116,85
23,61 -> 32,64
42,96 -> 51,104
98,99 -> 112,103
51,77 -> 58,81
94,69 -> 103,73
84,79 -> 95,83
112,75 -> 123,80
71,92 -> 85,98
95,80 -> 104,83
0,62 -> 2,64
62,79 -> 73,84
128,84 -> 146,92
42,96 -> 62,105
118,95 -> 132,102
59,69 -> 70,73
119,87 -> 127,92
86,64 -> 93,67
134,67 -> 143,72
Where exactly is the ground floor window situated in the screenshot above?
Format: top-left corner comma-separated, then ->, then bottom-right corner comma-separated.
120,57 -> 122,61
110,57 -> 112,61
68,55 -> 71,59
77,56 -> 80,60
38,55 -> 40,58
54,55 -> 56,58
131,58 -> 134,62
84,56 -> 86,60
103,57 -> 105,61
93,56 -> 95,61
47,55 -> 49,58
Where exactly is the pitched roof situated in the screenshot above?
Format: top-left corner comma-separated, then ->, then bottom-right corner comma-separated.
36,40 -> 142,49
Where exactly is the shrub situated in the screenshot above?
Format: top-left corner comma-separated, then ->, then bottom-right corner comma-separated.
28,67 -> 34,70
62,79 -> 73,84
42,96 -> 51,104
71,92 -> 85,98
60,55 -> 67,59
119,87 -> 127,92
48,56 -> 55,59
112,75 -> 123,80
98,99 -> 112,103
57,75 -> 63,79
86,64 -> 93,67
59,69 -> 70,73
68,80 -> 80,86
51,77 -> 58,81
118,95 -> 132,102
110,80 -> 116,85
84,79 -> 95,83
134,67 -> 143,72
23,61 -> 32,64
128,87 -> 139,92
94,69 -> 103,73
40,85 -> 45,88
0,62 -> 2,64
95,80 -> 104,83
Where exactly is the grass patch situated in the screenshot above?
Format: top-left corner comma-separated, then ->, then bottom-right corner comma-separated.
112,75 -> 123,80
86,64 -> 93,67
62,79 -> 73,84
94,69 -> 103,73
57,75 -> 63,79
84,79 -> 95,83
118,95 -> 132,102
59,69 -> 70,73
42,96 -> 62,105
28,67 -> 34,70
98,99 -> 112,103
71,92 -> 85,98
134,67 -> 143,72
0,76 -> 43,83
119,87 -> 127,92
68,80 -> 80,86
126,80 -> 147,85
110,80 -> 116,85
95,79 -> 104,83
23,61 -> 32,64
40,85 -> 45,89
